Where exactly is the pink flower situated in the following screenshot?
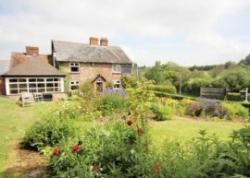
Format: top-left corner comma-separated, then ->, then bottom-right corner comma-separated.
152,162 -> 161,173
72,144 -> 81,153
137,127 -> 144,135
127,120 -> 133,126
52,147 -> 60,156
91,164 -> 99,172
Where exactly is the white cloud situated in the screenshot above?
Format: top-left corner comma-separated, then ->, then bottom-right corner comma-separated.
0,0 -> 250,66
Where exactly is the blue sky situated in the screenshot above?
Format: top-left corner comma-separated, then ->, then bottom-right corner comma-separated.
0,0 -> 250,66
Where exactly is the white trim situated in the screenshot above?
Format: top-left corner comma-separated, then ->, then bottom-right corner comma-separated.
69,62 -> 80,73
61,78 -> 64,92
70,80 -> 79,90
5,78 -> 10,95
5,77 -> 64,95
113,80 -> 121,88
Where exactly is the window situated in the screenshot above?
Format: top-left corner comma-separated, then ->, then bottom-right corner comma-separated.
7,77 -> 63,95
70,62 -> 80,73
114,80 -> 121,88
70,80 -> 79,90
112,64 -> 121,73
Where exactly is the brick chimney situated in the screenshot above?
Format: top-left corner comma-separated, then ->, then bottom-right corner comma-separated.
89,37 -> 99,46
100,37 -> 108,46
26,46 -> 39,56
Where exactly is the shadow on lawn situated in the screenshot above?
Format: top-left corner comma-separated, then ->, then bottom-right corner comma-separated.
0,165 -> 50,178
0,140 -> 51,178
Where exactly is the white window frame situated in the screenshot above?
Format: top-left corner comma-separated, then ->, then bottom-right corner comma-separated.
112,64 -> 121,74
5,77 -> 64,95
113,80 -> 121,88
70,80 -> 79,90
69,62 -> 80,73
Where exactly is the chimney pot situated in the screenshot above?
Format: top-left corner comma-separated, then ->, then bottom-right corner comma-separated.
89,37 -> 99,45
100,37 -> 108,46
26,46 -> 39,56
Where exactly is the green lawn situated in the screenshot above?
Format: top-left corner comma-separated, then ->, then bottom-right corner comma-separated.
0,97 -> 51,172
0,96 -> 245,174
150,117 -> 244,148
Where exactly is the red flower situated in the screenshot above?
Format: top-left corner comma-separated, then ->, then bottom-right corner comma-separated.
127,120 -> 133,126
72,144 -> 81,153
152,162 -> 161,173
137,127 -> 144,135
91,164 -> 99,172
52,146 -> 60,156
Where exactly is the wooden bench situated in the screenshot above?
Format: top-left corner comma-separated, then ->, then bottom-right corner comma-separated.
200,87 -> 227,99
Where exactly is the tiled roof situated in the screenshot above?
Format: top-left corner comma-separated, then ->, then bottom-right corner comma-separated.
10,52 -> 52,68
3,58 -> 64,77
52,40 -> 132,64
0,60 -> 10,75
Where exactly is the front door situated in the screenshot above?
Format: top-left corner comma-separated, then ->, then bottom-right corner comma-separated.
96,82 -> 104,92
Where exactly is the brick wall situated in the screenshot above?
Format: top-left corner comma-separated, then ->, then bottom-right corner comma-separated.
0,77 -> 5,95
59,62 -> 123,84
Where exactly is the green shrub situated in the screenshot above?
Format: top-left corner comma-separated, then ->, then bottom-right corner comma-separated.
185,99 -> 247,120
22,116 -> 76,150
185,102 -> 203,117
98,94 -> 127,115
154,91 -> 188,100
158,128 -> 250,177
150,84 -> 177,94
55,99 -> 82,120
106,81 -> 114,88
158,130 -> 222,178
79,81 -> 96,99
121,75 -> 138,88
227,92 -> 241,101
35,112 -> 250,177
49,119 -> 152,178
220,102 -> 249,120
151,104 -> 173,121
183,78 -> 212,96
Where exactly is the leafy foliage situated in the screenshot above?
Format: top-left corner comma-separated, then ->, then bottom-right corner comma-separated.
49,119 -> 151,178
79,81 -> 96,100
121,75 -> 138,88
220,102 -> 249,120
141,61 -> 250,96
22,116 -> 76,150
185,98 -> 249,120
151,104 -> 173,121
98,94 -> 128,115
150,83 -> 177,94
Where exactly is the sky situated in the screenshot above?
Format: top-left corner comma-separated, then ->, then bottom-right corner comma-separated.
0,0 -> 250,67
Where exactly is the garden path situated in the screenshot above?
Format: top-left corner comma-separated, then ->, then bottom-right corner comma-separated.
1,140 -> 49,178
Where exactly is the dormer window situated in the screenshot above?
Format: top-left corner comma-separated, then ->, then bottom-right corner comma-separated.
70,62 -> 80,73
112,64 -> 121,74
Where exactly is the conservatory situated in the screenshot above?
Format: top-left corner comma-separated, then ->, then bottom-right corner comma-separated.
5,77 -> 64,95
3,58 -> 65,96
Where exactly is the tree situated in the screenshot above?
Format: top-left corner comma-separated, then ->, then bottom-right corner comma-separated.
144,61 -> 165,84
239,54 -> 250,65
212,69 -> 250,92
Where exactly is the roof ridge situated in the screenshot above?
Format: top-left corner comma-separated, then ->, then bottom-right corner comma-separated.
52,40 -> 120,48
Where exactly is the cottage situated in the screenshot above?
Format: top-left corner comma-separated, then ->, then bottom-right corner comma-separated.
0,37 -> 133,99
51,37 -> 133,91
